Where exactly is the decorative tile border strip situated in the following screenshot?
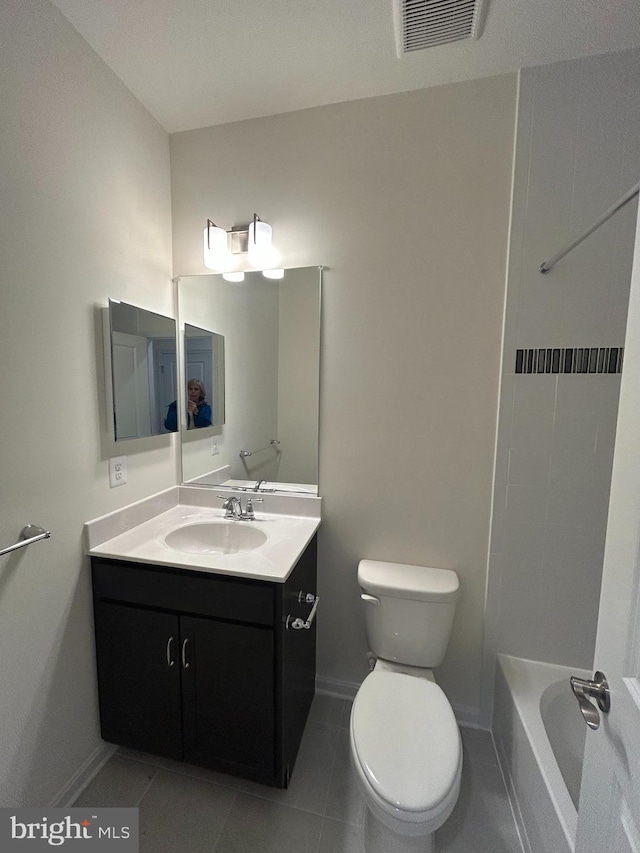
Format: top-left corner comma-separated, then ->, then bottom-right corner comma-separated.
515,347 -> 624,375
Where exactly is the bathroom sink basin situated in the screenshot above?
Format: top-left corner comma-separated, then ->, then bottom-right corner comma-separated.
87,497 -> 321,581
164,522 -> 268,555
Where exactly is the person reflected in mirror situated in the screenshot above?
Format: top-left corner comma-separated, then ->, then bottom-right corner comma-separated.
164,379 -> 212,431
186,379 -> 212,428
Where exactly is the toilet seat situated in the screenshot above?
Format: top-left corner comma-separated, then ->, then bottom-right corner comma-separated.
351,671 -> 462,825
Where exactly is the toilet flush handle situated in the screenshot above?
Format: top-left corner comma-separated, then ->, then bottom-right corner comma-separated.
361,594 -> 380,606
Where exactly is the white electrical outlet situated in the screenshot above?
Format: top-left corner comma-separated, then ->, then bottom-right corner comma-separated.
109,455 -> 128,488
211,440 -> 220,456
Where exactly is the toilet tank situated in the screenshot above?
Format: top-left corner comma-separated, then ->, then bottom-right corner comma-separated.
358,560 -> 460,668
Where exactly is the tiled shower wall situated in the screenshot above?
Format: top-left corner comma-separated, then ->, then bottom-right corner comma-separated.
485,49 -> 640,694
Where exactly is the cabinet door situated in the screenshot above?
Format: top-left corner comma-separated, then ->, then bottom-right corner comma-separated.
93,602 -> 183,760
181,616 -> 275,780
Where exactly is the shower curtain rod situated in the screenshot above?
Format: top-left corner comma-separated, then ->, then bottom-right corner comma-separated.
539,179 -> 640,274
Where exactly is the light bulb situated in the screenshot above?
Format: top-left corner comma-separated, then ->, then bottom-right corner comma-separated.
262,268 -> 284,280
247,219 -> 276,268
222,271 -> 245,282
203,224 -> 234,272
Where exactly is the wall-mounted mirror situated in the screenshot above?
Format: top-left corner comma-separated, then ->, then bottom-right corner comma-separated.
108,299 -> 177,441
177,267 -> 321,493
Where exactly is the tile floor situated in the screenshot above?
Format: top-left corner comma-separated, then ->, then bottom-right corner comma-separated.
73,695 -> 523,852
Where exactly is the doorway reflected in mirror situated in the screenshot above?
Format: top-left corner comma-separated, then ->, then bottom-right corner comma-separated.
108,299 -> 178,441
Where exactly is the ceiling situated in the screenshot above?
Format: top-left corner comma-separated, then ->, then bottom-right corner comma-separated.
50,0 -> 640,134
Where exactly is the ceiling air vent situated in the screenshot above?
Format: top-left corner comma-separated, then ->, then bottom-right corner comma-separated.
393,0 -> 487,56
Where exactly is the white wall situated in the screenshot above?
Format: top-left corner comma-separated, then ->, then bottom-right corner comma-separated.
486,49 -> 640,716
0,0 -> 174,805
170,77 -> 517,721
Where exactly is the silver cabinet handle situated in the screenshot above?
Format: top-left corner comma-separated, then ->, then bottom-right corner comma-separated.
570,671 -> 610,730
286,593 -> 319,630
166,637 -> 175,667
181,638 -> 190,668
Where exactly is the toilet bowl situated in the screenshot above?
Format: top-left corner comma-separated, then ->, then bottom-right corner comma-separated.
350,560 -> 462,853
350,668 -> 462,852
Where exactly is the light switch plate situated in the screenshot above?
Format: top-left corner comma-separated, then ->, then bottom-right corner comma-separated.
211,440 -> 220,456
109,455 -> 127,488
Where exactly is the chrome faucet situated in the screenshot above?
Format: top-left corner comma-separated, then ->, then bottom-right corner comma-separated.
252,479 -> 275,493
221,496 -> 243,519
218,495 -> 263,521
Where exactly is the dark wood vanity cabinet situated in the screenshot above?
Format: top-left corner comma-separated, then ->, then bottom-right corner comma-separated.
91,535 -> 317,788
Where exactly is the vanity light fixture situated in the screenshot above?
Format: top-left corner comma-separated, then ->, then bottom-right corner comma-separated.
262,268 -> 284,280
203,214 -> 281,276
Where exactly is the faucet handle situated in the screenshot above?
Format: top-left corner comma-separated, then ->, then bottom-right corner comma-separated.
216,495 -> 236,517
245,497 -> 263,520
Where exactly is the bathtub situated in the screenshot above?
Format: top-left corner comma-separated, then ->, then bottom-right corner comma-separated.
493,654 -> 589,853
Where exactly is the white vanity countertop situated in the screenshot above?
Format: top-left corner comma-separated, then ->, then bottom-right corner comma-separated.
85,486 -> 321,583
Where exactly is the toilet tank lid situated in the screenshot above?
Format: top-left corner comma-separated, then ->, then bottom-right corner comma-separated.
358,560 -> 459,602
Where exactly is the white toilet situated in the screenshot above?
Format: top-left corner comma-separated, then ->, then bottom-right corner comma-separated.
349,559 -> 462,853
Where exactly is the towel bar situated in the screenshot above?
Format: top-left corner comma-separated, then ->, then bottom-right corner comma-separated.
0,524 -> 51,557
239,439 -> 280,458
